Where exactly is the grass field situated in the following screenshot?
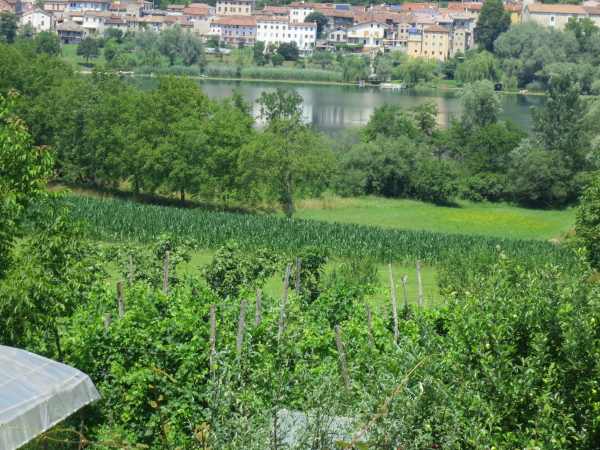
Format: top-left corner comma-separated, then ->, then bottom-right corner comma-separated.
296,196 -> 575,241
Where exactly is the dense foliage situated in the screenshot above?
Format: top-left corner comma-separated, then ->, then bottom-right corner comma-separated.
0,40 -> 600,450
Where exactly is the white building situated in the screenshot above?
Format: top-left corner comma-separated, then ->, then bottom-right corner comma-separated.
289,1 -> 315,23
255,16 -> 317,52
20,8 -> 54,32
347,19 -> 386,48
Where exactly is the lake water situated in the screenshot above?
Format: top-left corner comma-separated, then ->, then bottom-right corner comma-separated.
137,77 -> 543,133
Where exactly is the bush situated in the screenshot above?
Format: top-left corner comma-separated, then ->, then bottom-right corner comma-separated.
203,241 -> 278,299
461,172 -> 509,202
575,175 -> 600,269
410,158 -> 459,205
271,53 -> 284,66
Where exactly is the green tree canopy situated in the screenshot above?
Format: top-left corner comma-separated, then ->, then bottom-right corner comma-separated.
305,11 -> 328,37
77,37 -> 100,63
475,0 -> 510,52
34,31 -> 61,56
0,92 -> 53,278
460,80 -> 502,129
0,12 -> 17,44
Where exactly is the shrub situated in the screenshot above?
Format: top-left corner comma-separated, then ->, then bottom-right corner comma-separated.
575,175 -> 600,269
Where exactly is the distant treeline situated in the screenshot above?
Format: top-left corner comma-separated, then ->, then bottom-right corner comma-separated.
1,39 -> 599,212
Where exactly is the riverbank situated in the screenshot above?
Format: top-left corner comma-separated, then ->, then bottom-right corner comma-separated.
103,70 -> 545,97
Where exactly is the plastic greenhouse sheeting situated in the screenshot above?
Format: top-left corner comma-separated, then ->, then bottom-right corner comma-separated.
0,345 -> 100,450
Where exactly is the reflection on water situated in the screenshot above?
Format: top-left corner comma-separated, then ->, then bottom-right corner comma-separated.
136,78 -> 543,133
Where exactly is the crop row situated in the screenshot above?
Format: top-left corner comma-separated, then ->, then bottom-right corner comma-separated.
66,195 -> 575,267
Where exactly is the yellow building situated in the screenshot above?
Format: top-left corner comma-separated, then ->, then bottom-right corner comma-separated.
407,24 -> 450,62
522,3 -> 587,30
216,0 -> 253,16
506,3 -> 522,24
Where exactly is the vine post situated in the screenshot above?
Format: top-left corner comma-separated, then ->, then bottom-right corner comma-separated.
416,260 -> 424,308
116,281 -> 125,318
388,263 -> 399,344
255,288 -> 262,327
335,325 -> 351,390
236,298 -> 247,358
278,264 -> 292,341
162,250 -> 170,294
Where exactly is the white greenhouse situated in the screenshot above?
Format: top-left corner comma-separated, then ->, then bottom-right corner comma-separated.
0,345 -> 100,450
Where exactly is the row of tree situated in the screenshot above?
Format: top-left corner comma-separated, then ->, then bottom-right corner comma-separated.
2,39 -> 598,211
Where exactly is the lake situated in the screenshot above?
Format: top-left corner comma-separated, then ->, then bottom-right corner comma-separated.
137,77 -> 543,133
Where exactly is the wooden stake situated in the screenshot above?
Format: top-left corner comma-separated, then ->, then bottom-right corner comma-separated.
209,304 -> 216,368
236,299 -> 247,357
335,325 -> 351,390
278,264 -> 292,341
416,260 -> 424,308
255,288 -> 262,327
366,304 -> 374,348
294,257 -> 302,293
388,263 -> 399,344
162,251 -> 170,294
117,281 -> 125,318
401,275 -> 409,312
127,253 -> 134,285
103,312 -> 112,330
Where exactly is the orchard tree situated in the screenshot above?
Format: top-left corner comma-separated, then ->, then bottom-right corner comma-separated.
34,31 -> 61,56
243,89 -> 331,216
0,92 -> 53,278
77,37 -> 100,63
475,0 -> 510,52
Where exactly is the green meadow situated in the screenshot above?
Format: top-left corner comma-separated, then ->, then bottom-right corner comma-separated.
296,196 -> 575,241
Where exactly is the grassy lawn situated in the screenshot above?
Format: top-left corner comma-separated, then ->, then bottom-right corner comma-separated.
61,43 -> 106,69
295,196 -> 575,241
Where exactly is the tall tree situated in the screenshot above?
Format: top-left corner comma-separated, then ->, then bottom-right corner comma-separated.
253,41 -> 267,66
475,0 -> 510,52
533,71 -> 588,173
305,11 -> 328,37
242,89 -> 330,217
0,12 -> 17,44
257,88 -> 303,123
460,80 -> 502,129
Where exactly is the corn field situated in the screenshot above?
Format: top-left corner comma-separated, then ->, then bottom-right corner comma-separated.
67,196 -> 574,267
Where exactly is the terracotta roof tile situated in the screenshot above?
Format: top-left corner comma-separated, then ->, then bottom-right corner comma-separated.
212,14 -> 256,26
526,3 -> 586,14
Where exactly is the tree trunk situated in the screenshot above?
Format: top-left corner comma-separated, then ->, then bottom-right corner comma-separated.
281,172 -> 295,218
180,189 -> 185,202
52,325 -> 63,361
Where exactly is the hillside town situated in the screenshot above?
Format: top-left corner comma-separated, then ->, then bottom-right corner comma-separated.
3,0 -> 600,61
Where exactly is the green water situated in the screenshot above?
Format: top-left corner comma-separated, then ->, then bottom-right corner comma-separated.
135,78 -> 542,133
